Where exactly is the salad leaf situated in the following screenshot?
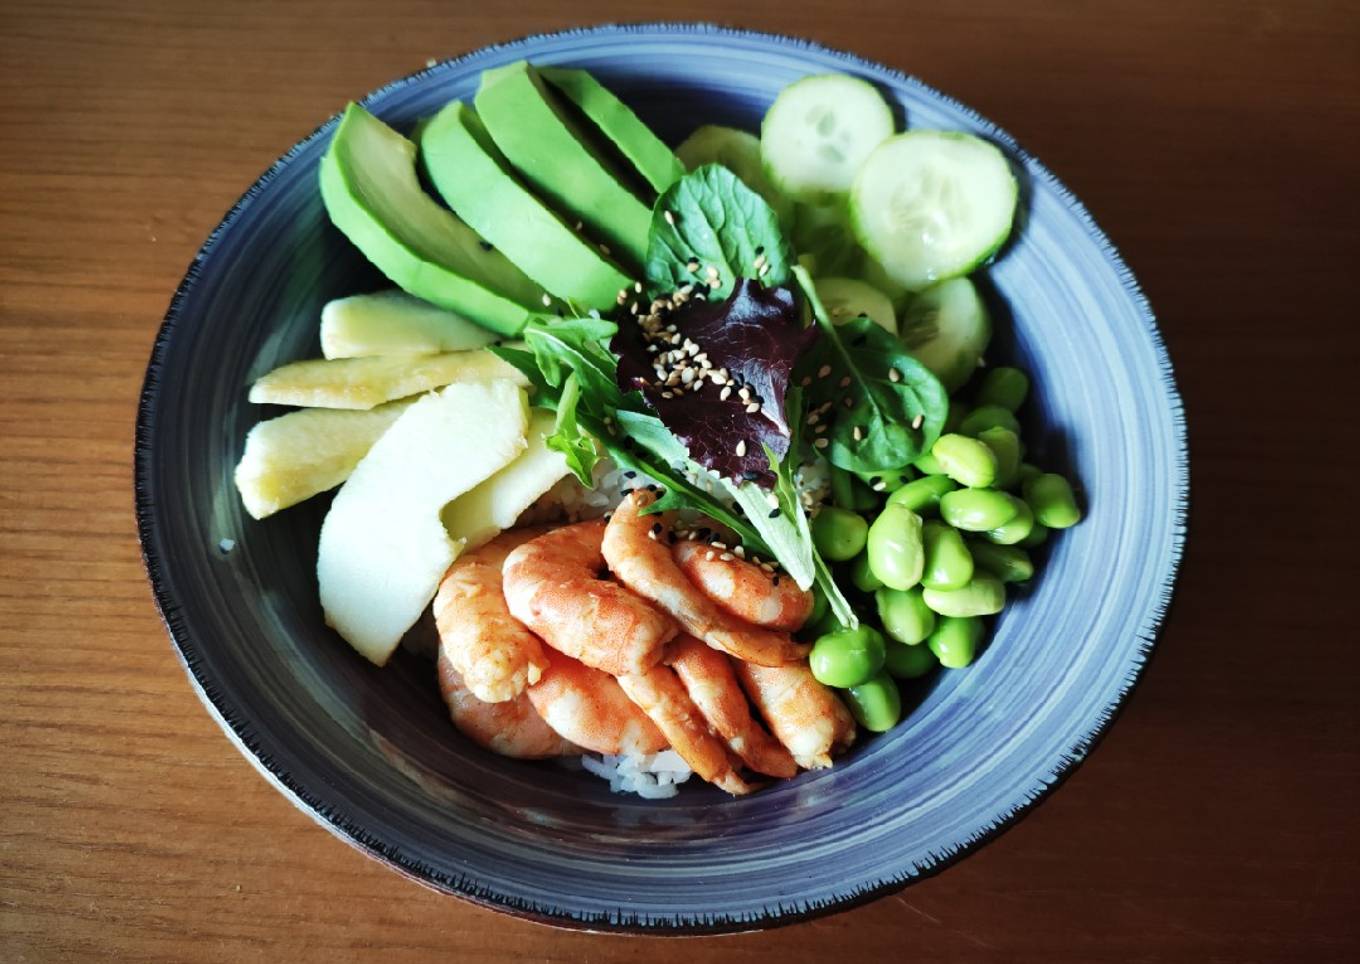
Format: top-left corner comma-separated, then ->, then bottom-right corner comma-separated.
612,279 -> 817,484
518,316 -> 627,410
645,164 -> 793,300
545,373 -> 601,486
794,266 -> 948,473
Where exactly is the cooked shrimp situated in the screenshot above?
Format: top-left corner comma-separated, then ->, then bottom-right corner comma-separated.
672,539 -> 814,632
602,491 -> 808,667
668,635 -> 797,779
433,528 -> 549,703
527,647 -> 668,756
502,519 -> 678,677
437,649 -> 577,759
616,665 -> 759,796
735,661 -> 856,770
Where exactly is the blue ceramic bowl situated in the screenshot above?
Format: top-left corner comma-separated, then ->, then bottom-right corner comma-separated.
136,24 -> 1186,933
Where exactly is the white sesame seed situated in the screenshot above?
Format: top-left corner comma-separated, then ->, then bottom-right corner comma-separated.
720,386 -> 732,401
745,402 -> 759,413
706,264 -> 719,279
709,278 -> 721,289
889,367 -> 901,383
706,551 -> 716,561
599,244 -> 611,255
839,375 -> 852,388
738,387 -> 751,400
843,397 -> 854,409
758,263 -> 770,276
634,281 -> 643,293
574,220 -> 583,230
735,440 -> 747,457
733,545 -> 745,559
814,437 -> 829,449
541,293 -> 552,307
814,423 -> 828,434
664,210 -> 676,226
911,414 -> 924,429
720,552 -> 734,562
800,375 -> 812,387
872,481 -> 887,492
807,413 -> 819,425
817,365 -> 832,379
661,391 -> 674,399
852,426 -> 863,441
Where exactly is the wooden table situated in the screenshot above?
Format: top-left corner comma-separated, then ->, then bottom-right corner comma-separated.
3,1 -> 1357,959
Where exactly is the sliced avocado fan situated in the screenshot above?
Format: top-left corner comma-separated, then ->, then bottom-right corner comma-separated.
319,103 -> 543,337
418,101 -> 633,312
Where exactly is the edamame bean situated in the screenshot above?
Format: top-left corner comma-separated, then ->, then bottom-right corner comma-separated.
1017,462 -> 1043,484
913,451 -> 946,476
875,586 -> 936,645
985,495 -> 1034,545
975,366 -> 1029,412
844,670 -> 902,732
865,503 -> 924,590
939,488 -> 1018,531
810,626 -> 886,688
932,433 -> 998,488
1023,473 -> 1082,528
1020,523 -> 1049,548
887,474 -> 958,514
968,541 -> 1034,583
977,426 -> 1022,489
927,615 -> 985,668
811,507 -> 868,561
959,404 -> 1021,437
922,573 -> 1006,617
850,552 -> 885,593
921,520 -> 975,591
884,640 -> 938,679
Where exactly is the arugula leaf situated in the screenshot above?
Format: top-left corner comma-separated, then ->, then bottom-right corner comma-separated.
794,265 -> 948,473
545,373 -> 601,486
645,164 -> 793,300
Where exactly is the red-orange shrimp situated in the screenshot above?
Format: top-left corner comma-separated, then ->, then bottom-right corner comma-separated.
672,539 -> 814,632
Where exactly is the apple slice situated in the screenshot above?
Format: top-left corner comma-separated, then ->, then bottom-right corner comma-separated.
320,289 -> 501,359
248,349 -> 527,410
317,380 -> 528,664
234,398 -> 415,520
441,408 -> 573,550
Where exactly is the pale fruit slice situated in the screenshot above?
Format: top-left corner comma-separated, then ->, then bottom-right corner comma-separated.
234,398 -> 414,520
320,290 -> 501,359
317,380 -> 529,665
440,408 -> 572,550
248,349 -> 528,410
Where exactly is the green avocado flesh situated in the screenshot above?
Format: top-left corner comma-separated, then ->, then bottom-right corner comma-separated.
538,65 -> 685,195
475,61 -> 651,266
319,103 -> 541,336
418,101 -> 633,311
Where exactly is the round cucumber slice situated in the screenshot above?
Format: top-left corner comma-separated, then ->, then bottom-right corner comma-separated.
815,277 -> 897,334
761,73 -> 894,202
851,131 -> 1018,291
899,277 -> 992,393
675,125 -> 792,227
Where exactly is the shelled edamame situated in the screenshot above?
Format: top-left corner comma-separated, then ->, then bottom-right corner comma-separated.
802,365 -> 1082,725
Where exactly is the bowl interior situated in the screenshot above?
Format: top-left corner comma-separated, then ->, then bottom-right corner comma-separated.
138,26 -> 1184,932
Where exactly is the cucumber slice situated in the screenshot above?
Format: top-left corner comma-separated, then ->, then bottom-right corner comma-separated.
851,131 -> 1018,291
320,290 -> 500,359
761,73 -> 894,202
815,277 -> 896,334
675,125 -> 793,228
899,277 -> 992,393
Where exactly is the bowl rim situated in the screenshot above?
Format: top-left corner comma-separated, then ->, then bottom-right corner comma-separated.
134,20 -> 1189,935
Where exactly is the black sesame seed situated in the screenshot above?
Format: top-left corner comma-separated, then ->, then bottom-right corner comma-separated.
623,470 -> 637,479
772,575 -> 780,586
741,470 -> 761,482
479,240 -> 494,251
650,523 -> 662,534
869,476 -> 882,486
768,507 -> 780,518
620,487 -> 634,496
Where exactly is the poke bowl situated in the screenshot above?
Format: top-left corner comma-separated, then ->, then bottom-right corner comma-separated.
135,23 -> 1186,933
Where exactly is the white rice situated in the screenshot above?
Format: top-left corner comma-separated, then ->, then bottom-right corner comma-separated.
580,750 -> 694,799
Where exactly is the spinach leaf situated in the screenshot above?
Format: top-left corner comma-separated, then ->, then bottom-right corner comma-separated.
794,266 -> 948,473
645,164 -> 793,300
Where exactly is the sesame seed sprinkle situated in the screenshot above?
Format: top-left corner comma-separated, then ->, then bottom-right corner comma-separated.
720,552 -> 734,562
839,375 -> 852,388
735,440 -> 747,457
801,375 -> 812,387
911,413 -> 924,429
664,210 -> 676,226
745,402 -> 760,413
817,365 -> 832,379
852,426 -> 863,441
634,281 -> 643,293
814,437 -> 829,449
541,293 -> 552,307
888,367 -> 901,383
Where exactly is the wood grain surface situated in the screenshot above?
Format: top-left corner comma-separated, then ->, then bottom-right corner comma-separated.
2,0 -> 1358,960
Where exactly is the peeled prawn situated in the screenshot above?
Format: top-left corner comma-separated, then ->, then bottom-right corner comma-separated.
616,665 -> 759,796
602,491 -> 808,667
502,519 -> 678,677
433,528 -> 548,703
527,647 -> 668,756
672,539 -> 814,632
668,635 -> 797,779
735,661 -> 856,770
437,650 -> 577,759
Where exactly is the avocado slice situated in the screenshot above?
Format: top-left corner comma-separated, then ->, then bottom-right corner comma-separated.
319,104 -> 543,336
475,62 -> 651,266
540,66 -> 685,195
418,101 -> 632,311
